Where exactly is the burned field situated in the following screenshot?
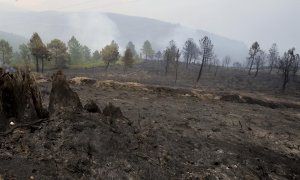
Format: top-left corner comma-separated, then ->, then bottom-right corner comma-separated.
0,63 -> 300,179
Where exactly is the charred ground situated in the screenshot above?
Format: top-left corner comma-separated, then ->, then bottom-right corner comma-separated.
0,62 -> 299,179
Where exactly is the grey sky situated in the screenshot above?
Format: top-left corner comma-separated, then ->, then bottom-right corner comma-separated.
1,0 -> 299,52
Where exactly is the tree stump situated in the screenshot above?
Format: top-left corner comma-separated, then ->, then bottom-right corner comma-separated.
103,102 -> 123,119
84,100 -> 101,113
0,68 -> 48,131
49,70 -> 82,115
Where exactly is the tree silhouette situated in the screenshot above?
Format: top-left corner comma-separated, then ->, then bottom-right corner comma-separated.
174,49 -> 181,84
163,41 -> 178,75
19,44 -> 31,71
29,32 -> 48,73
222,55 -> 231,68
126,41 -> 138,57
254,50 -> 265,77
101,41 -> 120,71
141,40 -> 155,60
47,39 -> 69,69
82,45 -> 91,61
182,38 -> 199,69
197,36 -> 214,82
279,48 -> 297,91
248,42 -> 260,75
122,48 -> 135,72
92,50 -> 101,61
0,40 -> 13,65
68,36 -> 82,63
268,43 -> 279,74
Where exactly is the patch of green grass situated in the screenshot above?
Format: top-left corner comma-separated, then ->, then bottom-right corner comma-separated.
10,57 -> 144,71
69,61 -> 105,69
115,59 -> 124,65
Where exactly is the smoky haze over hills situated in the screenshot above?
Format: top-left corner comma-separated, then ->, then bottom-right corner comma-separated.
0,31 -> 27,50
0,11 -> 248,62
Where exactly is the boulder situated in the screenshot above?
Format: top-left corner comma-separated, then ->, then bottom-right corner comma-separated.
84,100 -> 101,113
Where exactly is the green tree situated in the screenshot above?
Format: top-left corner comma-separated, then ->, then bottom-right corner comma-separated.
126,41 -> 137,57
47,39 -> 69,69
68,36 -> 82,64
19,44 -> 30,60
19,44 -> 31,70
101,40 -> 120,71
122,48 -> 135,72
92,50 -> 101,61
141,40 -> 155,60
0,39 -> 13,64
10,52 -> 22,65
82,45 -> 91,61
29,32 -> 49,73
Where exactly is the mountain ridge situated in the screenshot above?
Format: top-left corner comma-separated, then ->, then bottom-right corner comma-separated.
0,11 -> 248,61
0,31 -> 27,50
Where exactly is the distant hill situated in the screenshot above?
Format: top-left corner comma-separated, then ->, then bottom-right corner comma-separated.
107,13 -> 248,61
0,11 -> 248,61
0,31 -> 27,51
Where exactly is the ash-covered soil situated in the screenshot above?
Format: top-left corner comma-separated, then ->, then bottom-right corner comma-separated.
1,64 -> 300,179
1,76 -> 299,179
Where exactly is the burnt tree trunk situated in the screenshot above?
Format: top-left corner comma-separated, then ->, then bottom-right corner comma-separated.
214,66 -> 219,77
248,58 -> 254,75
165,51 -> 170,75
174,50 -> 180,84
269,62 -> 274,74
185,54 -> 190,69
196,57 -> 205,83
282,70 -> 289,91
2,52 -> 4,64
255,65 -> 259,77
35,56 -> 39,72
0,69 -> 48,131
49,70 -> 82,115
41,58 -> 44,73
105,62 -> 110,71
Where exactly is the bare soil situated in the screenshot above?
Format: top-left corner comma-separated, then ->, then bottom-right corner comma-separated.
0,62 -> 299,179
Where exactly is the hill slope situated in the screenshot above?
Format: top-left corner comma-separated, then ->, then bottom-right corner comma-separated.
0,31 -> 27,51
0,11 -> 248,61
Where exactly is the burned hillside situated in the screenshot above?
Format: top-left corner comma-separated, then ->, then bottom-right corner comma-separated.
0,69 -> 299,179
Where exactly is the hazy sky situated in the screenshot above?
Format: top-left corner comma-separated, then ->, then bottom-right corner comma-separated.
1,0 -> 299,51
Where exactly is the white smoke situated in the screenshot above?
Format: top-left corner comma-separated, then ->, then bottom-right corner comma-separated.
67,12 -> 120,50
0,11 -> 120,51
159,25 -> 198,50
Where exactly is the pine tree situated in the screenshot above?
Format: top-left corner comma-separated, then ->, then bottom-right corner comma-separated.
0,39 -> 13,65
47,39 -> 69,69
122,48 -> 135,72
29,32 -> 48,73
68,36 -> 82,64
141,40 -> 155,60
